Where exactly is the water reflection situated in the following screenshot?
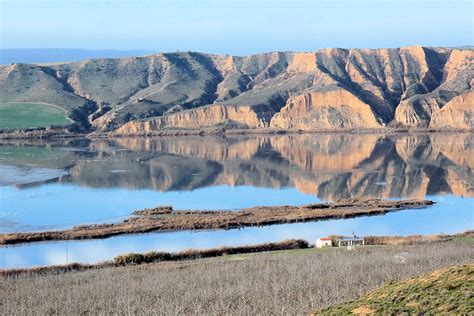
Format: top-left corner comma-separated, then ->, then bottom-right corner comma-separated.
0,133 -> 473,267
1,133 -> 472,198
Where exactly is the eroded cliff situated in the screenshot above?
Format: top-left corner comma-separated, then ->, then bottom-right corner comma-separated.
115,104 -> 270,134
269,89 -> 382,129
430,91 -> 473,129
0,46 -> 472,132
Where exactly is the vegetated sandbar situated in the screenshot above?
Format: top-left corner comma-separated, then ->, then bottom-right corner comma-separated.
0,198 -> 433,245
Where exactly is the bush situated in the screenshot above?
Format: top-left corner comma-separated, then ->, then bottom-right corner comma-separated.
113,239 -> 310,266
114,253 -> 145,265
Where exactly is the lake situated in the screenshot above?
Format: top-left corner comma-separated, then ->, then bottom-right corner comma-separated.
1,133 -> 473,268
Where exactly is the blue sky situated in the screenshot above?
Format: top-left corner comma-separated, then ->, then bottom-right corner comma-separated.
1,0 -> 472,55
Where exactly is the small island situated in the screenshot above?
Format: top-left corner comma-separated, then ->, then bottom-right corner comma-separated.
0,198 -> 433,245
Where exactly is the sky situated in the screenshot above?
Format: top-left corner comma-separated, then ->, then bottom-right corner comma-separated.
1,0 -> 473,55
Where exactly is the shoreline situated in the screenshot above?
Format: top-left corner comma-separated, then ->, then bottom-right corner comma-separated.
0,126 -> 472,140
0,198 -> 434,246
1,231 -> 470,276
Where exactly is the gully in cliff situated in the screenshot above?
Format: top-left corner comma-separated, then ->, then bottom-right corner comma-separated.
0,199 -> 434,245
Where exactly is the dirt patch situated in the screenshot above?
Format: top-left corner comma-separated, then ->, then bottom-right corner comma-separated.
351,305 -> 374,315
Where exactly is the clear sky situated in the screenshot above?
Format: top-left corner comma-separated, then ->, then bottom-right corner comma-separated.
1,0 -> 472,55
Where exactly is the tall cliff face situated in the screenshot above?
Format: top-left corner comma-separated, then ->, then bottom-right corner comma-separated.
0,47 -> 472,131
394,49 -> 473,127
429,91 -> 473,129
269,89 -> 382,129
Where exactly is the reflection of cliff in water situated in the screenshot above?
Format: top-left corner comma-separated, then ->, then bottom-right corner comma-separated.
2,134 -> 472,199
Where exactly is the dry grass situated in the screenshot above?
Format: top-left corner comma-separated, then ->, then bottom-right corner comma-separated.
1,238 -> 472,315
317,263 -> 474,315
0,198 -> 433,245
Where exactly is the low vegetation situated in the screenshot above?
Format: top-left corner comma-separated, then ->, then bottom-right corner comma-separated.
2,233 -> 469,276
1,237 -> 472,314
317,264 -> 474,315
114,239 -> 309,266
0,102 -> 71,130
0,239 -> 309,277
0,198 -> 433,245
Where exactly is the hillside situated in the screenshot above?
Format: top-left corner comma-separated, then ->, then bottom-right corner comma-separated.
1,237 -> 472,314
317,264 -> 474,315
0,46 -> 472,132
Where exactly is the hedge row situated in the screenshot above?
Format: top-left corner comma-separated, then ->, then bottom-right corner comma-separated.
114,239 -> 309,266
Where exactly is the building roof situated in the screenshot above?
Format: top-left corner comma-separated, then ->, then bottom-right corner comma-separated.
337,237 -> 364,241
319,237 -> 332,241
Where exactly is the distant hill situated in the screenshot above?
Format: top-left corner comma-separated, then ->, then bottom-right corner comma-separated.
0,49 -> 155,65
0,46 -> 472,131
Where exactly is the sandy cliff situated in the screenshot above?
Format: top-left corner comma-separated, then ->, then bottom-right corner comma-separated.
429,91 -> 473,129
269,89 -> 382,129
1,46 -> 472,132
115,104 -> 269,134
394,49 -> 473,127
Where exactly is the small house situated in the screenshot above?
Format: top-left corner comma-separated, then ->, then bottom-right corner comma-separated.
336,237 -> 365,248
315,237 -> 333,248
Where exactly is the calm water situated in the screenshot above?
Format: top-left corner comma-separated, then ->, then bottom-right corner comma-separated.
1,134 -> 473,268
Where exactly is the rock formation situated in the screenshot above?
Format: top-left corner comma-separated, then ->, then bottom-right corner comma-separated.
0,47 -> 472,131
430,91 -> 473,129
269,89 -> 382,129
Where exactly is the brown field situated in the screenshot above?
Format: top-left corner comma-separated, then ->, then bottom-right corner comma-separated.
1,237 -> 472,314
0,198 -> 433,245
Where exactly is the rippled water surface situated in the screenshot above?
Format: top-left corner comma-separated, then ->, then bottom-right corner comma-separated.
1,134 -> 473,268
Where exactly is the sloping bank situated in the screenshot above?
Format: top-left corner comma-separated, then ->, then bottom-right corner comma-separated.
0,198 -> 433,245
315,263 -> 474,315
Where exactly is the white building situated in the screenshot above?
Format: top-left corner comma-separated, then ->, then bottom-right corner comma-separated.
336,237 -> 365,249
315,237 -> 333,248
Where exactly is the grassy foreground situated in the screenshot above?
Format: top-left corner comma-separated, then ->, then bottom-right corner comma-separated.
317,264 -> 474,315
1,237 -> 473,314
0,102 -> 70,129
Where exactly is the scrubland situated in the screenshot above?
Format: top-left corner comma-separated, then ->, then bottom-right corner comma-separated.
1,237 -> 473,315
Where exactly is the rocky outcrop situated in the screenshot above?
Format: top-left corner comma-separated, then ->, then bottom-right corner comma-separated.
269,89 -> 382,129
429,91 -> 473,129
394,49 -> 473,127
115,104 -> 270,134
1,47 -> 472,131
